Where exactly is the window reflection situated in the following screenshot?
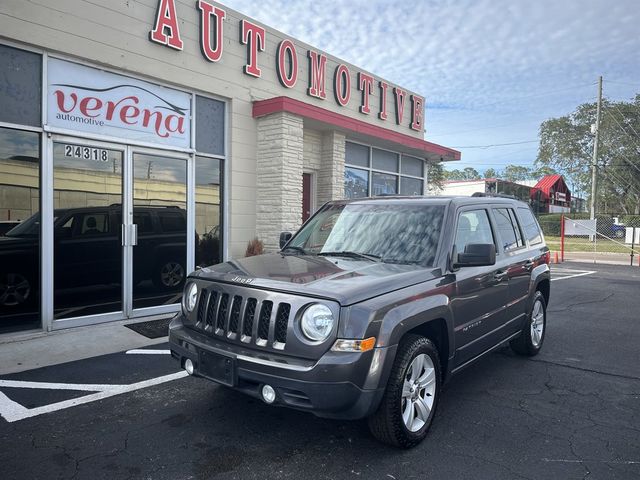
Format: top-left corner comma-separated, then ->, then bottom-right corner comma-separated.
195,156 -> 222,267
53,143 -> 123,319
0,127 -> 41,332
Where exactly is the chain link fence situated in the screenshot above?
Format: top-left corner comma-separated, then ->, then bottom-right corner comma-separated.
536,213 -> 640,265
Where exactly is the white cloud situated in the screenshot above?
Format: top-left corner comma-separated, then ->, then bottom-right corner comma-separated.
223,0 -> 639,170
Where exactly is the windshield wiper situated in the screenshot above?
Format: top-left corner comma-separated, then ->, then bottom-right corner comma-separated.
317,251 -> 381,262
281,245 -> 308,255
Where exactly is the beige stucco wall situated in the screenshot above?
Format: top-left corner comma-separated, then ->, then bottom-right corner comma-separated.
0,0 -> 428,258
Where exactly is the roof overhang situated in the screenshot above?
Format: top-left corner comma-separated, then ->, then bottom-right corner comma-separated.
252,96 -> 461,162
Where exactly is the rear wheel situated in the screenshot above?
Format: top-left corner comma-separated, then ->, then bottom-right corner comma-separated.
368,334 -> 441,448
510,290 -> 546,356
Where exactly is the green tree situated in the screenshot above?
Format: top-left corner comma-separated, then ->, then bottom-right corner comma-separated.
503,164 -> 532,182
426,162 -> 446,192
484,168 -> 497,179
537,94 -> 640,214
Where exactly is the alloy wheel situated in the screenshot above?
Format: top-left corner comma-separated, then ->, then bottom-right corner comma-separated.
401,353 -> 436,432
530,299 -> 545,347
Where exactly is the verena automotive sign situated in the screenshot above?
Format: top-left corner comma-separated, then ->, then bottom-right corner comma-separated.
47,58 -> 191,148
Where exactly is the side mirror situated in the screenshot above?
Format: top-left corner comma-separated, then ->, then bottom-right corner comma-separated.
279,231 -> 293,249
454,243 -> 496,268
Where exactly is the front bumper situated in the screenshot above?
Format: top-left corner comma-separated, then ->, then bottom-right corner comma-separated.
168,315 -> 393,420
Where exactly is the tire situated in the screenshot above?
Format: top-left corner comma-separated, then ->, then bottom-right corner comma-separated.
368,334 -> 441,448
0,272 -> 34,307
153,259 -> 185,291
510,290 -> 547,356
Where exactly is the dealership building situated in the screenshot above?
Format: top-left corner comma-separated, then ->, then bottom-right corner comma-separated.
0,0 -> 459,333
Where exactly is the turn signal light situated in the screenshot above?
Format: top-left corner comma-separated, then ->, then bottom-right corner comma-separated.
331,337 -> 376,352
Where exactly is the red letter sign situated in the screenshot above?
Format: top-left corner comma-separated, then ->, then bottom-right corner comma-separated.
358,72 -> 374,114
394,87 -> 407,125
276,40 -> 298,88
307,50 -> 327,99
334,64 -> 351,106
197,1 -> 225,62
378,81 -> 388,120
149,0 -> 183,50
410,94 -> 424,131
240,20 -> 266,78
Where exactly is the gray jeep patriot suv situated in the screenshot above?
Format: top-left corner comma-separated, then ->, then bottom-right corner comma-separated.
169,195 -> 550,448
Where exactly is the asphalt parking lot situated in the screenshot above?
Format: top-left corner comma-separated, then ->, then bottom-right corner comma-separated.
1,263 -> 639,480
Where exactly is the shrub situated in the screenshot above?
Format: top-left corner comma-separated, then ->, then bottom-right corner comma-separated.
245,237 -> 264,257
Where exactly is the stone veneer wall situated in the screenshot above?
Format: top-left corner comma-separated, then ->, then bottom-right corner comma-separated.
256,111 -> 304,251
318,131 -> 346,205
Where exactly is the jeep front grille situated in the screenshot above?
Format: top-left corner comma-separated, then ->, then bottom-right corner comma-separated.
195,288 -> 290,349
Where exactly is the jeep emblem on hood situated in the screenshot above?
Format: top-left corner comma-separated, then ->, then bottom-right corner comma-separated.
231,275 -> 254,284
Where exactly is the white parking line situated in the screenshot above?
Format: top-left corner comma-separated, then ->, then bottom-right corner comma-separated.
551,270 -> 596,282
125,349 -> 171,355
0,371 -> 188,423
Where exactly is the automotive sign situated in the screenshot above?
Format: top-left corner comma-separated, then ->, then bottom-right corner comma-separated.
47,58 -> 191,149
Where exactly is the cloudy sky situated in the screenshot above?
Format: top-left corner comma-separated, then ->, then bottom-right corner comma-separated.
223,0 -> 639,174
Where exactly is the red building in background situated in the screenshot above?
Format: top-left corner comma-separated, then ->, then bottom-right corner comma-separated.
530,174 -> 571,213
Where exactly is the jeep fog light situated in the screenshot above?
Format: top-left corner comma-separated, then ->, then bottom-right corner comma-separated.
184,282 -> 198,312
332,337 -> 376,352
300,304 -> 334,341
261,384 -> 276,404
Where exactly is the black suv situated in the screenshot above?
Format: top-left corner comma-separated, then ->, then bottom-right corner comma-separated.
169,196 -> 550,448
0,205 -> 188,309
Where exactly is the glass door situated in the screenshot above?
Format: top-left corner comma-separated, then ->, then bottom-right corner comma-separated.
52,139 -> 125,320
128,149 -> 189,314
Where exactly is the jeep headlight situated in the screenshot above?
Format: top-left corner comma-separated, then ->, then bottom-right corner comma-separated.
184,282 -> 198,313
300,304 -> 334,341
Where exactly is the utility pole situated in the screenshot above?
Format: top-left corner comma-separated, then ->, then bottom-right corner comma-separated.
590,76 -> 602,220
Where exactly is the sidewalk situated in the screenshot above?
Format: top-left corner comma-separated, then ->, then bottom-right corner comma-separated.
0,314 -> 172,375
563,251 -> 640,266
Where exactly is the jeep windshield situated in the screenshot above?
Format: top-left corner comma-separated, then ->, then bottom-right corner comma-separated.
286,202 -> 445,266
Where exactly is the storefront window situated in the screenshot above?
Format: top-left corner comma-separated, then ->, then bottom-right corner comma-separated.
344,167 -> 369,199
372,172 -> 398,195
195,156 -> 223,267
0,44 -> 41,127
400,177 -> 423,195
345,142 -> 426,197
0,128 -> 41,332
196,95 -> 225,156
372,148 -> 399,172
345,142 -> 369,168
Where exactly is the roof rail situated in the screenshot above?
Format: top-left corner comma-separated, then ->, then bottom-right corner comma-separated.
471,192 -> 518,200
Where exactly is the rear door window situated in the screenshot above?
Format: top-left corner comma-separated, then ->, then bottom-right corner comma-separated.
517,207 -> 543,245
493,208 -> 525,251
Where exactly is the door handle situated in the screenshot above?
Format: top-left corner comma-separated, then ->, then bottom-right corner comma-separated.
524,260 -> 534,271
494,271 -> 508,282
131,224 -> 138,247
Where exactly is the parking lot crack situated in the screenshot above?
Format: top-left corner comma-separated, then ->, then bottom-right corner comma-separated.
548,292 -> 614,313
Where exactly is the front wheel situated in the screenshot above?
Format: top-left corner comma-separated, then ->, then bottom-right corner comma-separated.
510,290 -> 547,356
0,272 -> 33,307
368,335 -> 441,448
153,260 -> 185,291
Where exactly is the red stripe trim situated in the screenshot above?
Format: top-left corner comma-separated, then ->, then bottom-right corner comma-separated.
252,96 -> 461,160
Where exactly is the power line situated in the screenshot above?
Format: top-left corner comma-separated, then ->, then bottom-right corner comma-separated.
609,103 -> 640,139
450,140 -> 538,149
603,110 -> 640,155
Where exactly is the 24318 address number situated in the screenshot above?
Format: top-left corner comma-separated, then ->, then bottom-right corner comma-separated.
64,144 -> 109,162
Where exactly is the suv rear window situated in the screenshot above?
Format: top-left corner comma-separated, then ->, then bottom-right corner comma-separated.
517,207 -> 543,245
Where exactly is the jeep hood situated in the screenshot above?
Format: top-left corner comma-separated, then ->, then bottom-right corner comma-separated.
193,253 -> 442,305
